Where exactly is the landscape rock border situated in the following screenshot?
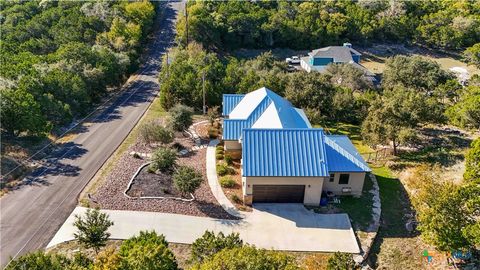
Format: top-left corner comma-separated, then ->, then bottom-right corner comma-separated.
354,173 -> 382,266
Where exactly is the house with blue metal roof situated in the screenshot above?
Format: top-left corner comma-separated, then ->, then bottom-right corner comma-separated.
221,87 -> 371,206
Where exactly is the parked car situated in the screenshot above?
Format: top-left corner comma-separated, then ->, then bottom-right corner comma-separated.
285,56 -> 300,65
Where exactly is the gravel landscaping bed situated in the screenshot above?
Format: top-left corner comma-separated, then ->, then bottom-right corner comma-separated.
94,137 -> 239,220
126,165 -> 185,198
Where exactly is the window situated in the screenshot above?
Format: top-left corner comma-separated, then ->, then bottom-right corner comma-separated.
339,174 -> 350,185
329,173 -> 335,182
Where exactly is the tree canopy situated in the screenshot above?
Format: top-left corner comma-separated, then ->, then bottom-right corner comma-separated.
361,87 -> 437,154
445,86 -> 480,129
191,246 -> 300,270
177,1 -> 480,52
0,1 -> 156,136
464,138 -> 480,183
382,55 -> 454,93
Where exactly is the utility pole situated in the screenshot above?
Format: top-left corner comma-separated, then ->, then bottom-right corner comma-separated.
185,1 -> 189,46
202,70 -> 206,114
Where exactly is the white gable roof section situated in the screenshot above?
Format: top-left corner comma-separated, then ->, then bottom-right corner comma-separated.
228,87 -> 267,119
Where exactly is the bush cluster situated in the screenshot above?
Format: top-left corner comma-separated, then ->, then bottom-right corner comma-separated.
149,147 -> 177,172
216,162 -> 234,176
173,166 -> 203,196
219,176 -> 235,188
139,121 -> 174,145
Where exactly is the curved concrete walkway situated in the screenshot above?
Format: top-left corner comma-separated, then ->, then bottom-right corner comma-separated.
206,140 -> 246,218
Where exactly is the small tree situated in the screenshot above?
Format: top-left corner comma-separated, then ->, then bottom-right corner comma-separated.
326,252 -> 356,270
74,208 -> 114,254
207,105 -> 220,126
173,166 -> 203,196
150,147 -> 177,172
169,104 -> 193,132
191,231 -> 243,263
118,231 -> 177,270
411,171 -> 472,251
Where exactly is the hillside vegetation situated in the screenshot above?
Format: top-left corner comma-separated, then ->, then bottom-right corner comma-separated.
0,1 -> 156,137
177,0 -> 480,51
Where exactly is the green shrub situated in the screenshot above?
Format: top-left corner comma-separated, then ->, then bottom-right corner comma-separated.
173,166 -> 203,195
230,194 -> 242,204
118,231 -> 178,270
168,104 -> 193,132
224,154 -> 233,165
150,147 -> 177,172
327,252 -> 355,270
193,246 -> 298,270
191,231 -> 243,263
215,148 -> 224,155
216,145 -> 224,151
216,153 -> 223,160
5,251 -> 78,270
216,163 -> 233,176
219,176 -> 235,188
139,121 -> 174,144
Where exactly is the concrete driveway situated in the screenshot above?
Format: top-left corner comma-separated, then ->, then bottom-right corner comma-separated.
48,204 -> 359,253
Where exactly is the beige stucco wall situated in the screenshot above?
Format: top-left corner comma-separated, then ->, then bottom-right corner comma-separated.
224,140 -> 242,151
322,172 -> 366,196
242,176 -> 325,206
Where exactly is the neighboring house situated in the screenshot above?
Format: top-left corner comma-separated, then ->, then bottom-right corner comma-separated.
222,88 -> 371,206
300,43 -> 376,82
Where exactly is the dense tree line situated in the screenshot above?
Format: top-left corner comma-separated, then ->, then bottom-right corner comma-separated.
161,43 -> 479,154
160,44 -> 372,124
10,230 -> 348,269
177,0 -> 480,51
0,1 -> 156,136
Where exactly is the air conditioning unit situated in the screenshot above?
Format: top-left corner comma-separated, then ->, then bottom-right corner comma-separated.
341,187 -> 352,194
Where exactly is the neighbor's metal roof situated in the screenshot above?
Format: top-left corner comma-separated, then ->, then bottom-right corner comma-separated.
242,129 -> 329,177
222,94 -> 245,116
324,135 -> 371,172
309,46 -> 361,62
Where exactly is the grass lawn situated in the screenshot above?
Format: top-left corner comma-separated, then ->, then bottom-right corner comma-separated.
367,165 -> 427,269
337,174 -> 374,230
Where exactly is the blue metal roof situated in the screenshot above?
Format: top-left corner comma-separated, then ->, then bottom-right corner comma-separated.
223,94 -> 271,140
242,129 -> 329,177
222,94 -> 245,116
324,135 -> 371,172
222,88 -> 310,141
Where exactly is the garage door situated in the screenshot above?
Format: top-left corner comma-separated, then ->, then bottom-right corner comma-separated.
253,185 -> 305,203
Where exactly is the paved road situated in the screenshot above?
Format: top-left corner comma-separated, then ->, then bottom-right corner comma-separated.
0,2 -> 183,268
